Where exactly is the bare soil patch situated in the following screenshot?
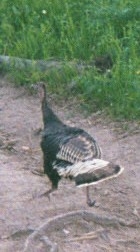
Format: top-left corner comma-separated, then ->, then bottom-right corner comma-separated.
0,79 -> 140,251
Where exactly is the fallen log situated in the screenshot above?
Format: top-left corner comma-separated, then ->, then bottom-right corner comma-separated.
0,54 -> 113,73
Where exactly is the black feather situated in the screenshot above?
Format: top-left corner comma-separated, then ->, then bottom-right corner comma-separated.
75,164 -> 121,187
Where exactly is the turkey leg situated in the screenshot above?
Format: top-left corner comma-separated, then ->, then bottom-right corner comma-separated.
86,186 -> 96,207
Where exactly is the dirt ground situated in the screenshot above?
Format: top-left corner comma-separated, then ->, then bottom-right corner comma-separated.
0,78 -> 140,252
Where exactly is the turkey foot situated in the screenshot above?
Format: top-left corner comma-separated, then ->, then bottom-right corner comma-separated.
86,187 -> 96,207
39,186 -> 57,200
31,169 -> 44,176
87,199 -> 96,207
39,190 -> 51,201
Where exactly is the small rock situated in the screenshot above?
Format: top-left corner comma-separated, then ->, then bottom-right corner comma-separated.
103,190 -> 109,196
63,229 -> 70,235
94,202 -> 100,207
133,208 -> 139,218
22,146 -> 30,151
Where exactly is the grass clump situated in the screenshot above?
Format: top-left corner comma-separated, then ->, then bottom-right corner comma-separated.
0,0 -> 139,120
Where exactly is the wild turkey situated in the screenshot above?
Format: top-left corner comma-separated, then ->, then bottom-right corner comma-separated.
35,82 -> 123,206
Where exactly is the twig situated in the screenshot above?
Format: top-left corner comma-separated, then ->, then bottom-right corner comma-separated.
66,233 -> 97,242
40,236 -> 58,252
65,229 -> 104,242
23,210 -> 140,252
1,229 -> 34,240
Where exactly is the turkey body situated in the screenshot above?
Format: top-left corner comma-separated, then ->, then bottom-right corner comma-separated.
41,122 -> 101,190
36,82 -> 123,206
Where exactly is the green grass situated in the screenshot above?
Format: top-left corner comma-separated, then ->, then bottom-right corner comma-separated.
0,0 -> 140,120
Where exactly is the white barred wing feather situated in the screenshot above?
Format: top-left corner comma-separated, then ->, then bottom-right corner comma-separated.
57,134 -> 101,163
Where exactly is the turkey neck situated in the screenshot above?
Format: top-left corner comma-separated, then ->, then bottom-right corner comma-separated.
41,99 -> 62,128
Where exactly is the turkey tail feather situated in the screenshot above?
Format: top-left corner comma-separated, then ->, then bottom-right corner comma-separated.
75,163 -> 123,187
55,159 -> 124,187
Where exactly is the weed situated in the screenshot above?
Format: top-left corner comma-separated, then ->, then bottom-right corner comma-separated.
0,0 -> 139,120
